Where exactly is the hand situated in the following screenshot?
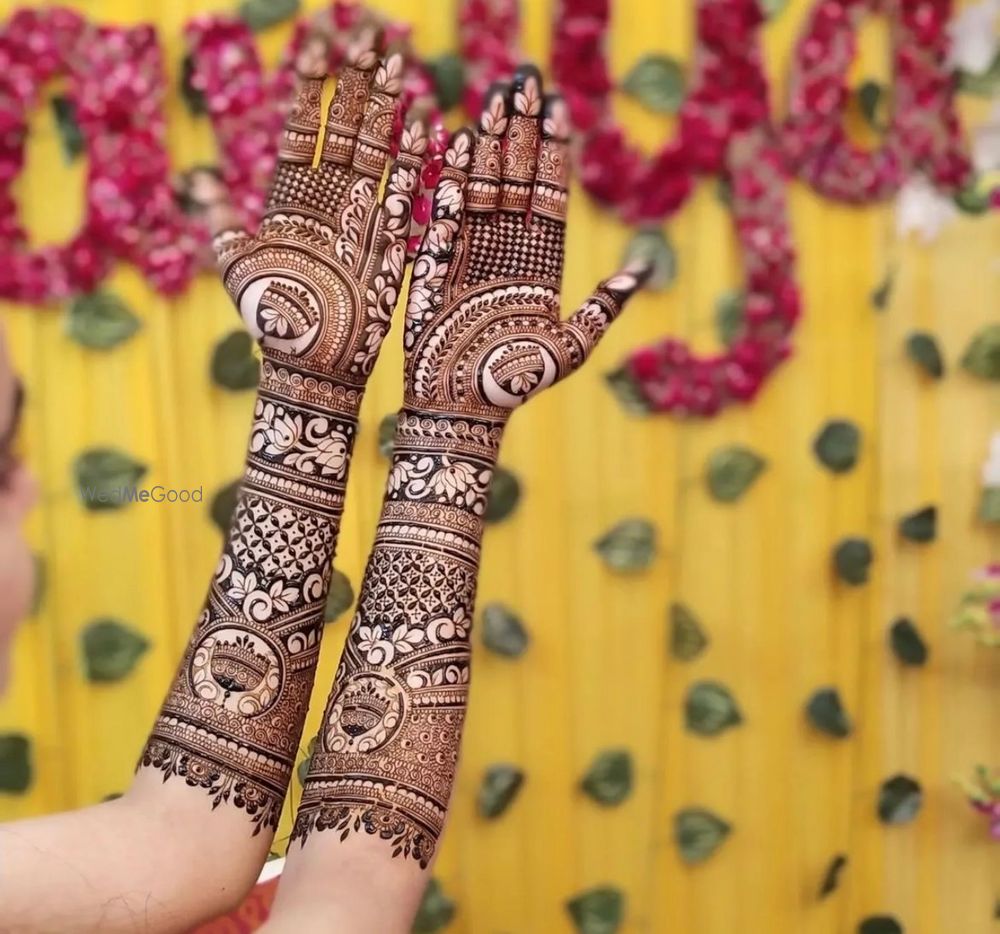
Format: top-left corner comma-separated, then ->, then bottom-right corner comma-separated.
403,65 -> 648,420
211,33 -> 428,387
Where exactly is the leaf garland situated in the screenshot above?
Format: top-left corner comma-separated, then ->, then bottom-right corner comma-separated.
870,268 -> 895,311
566,886 -> 625,934
833,537 -> 873,585
412,879 -> 456,934
855,80 -> 885,130
979,486 -> 1000,524
898,505 -> 936,543
211,330 -> 260,391
210,479 -> 241,533
324,570 -> 354,623
30,553 -> 46,616
179,53 -> 207,115
960,324 -> 1000,380
715,290 -> 745,348
858,918 -> 903,934
51,95 -> 84,162
580,749 -> 633,806
73,448 -> 147,511
485,466 -> 521,523
297,736 -> 316,786
481,603 -> 529,658
806,687 -> 852,738
669,602 -> 709,661
66,292 -> 142,350
904,332 -> 944,379
605,365 -> 651,415
236,0 -> 301,31
877,774 -> 922,824
621,54 -> 685,114
684,681 -> 742,736
819,853 -> 848,898
706,446 -> 766,502
80,618 -> 150,682
888,617 -> 928,667
378,412 -> 397,458
813,420 -> 861,473
426,52 -> 465,111
674,807 -> 732,864
594,519 -> 657,572
477,764 -> 524,818
0,734 -> 31,793
623,228 -> 676,290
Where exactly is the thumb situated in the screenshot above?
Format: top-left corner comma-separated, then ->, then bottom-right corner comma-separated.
560,260 -> 652,372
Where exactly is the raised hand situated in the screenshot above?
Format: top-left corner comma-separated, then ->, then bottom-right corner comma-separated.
403,64 -> 647,420
212,32 -> 427,387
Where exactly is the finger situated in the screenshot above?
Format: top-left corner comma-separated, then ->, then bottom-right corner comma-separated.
559,261 -> 652,371
380,118 -> 428,258
467,82 -> 509,214
499,64 -> 543,215
321,29 -> 380,168
277,43 -> 327,166
530,93 -> 570,224
404,129 -> 474,345
352,53 -> 405,181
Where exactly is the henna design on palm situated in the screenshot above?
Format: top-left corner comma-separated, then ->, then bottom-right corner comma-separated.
293,66 -> 648,865
139,38 -> 426,831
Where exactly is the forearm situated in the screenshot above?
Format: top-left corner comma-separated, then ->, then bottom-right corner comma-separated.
266,407 -> 502,930
0,359 -> 363,933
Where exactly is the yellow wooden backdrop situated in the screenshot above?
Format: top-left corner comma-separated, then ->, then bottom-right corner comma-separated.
0,0 -> 997,931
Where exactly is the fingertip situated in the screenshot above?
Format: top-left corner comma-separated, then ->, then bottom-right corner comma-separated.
541,93 -> 570,141
511,64 -> 543,116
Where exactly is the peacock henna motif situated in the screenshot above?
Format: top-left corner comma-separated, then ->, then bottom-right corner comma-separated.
294,66 -> 649,866
138,37 -> 428,832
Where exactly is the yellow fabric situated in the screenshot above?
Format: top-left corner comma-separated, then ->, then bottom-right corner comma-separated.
0,0 -> 997,930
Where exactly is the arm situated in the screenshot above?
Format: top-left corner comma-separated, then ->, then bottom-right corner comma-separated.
0,36 -> 426,932
266,66 -> 648,933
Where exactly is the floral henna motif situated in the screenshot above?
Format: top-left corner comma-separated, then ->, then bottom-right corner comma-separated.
139,43 -> 426,831
294,67 -> 648,867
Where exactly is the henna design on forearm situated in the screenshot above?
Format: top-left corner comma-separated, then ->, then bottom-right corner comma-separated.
138,36 -> 427,830
294,66 -> 648,866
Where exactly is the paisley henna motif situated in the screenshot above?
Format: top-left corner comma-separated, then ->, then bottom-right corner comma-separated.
139,40 -> 426,831
294,66 -> 648,865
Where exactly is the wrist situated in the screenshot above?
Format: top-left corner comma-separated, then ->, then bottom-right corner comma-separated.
258,357 -> 365,422
392,406 -> 505,464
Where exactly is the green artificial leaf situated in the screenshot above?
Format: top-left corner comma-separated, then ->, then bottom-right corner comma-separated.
904,331 -> 945,379
211,330 -> 259,391
102,791 -> 123,802
806,687 -> 852,738
605,365 -> 651,415
858,917 -> 903,934
51,95 -> 84,162
481,602 -> 529,658
877,774 -> 922,824
485,466 -> 521,523
0,734 -> 31,793
706,446 -> 766,502
297,736 -> 316,786
594,518 -> 657,572
979,486 -> 1000,523
426,52 -> 465,111
759,0 -> 790,17
477,764 -> 524,818
715,290 -> 745,348
958,51 -> 1000,96
870,268 -> 895,311
818,853 -> 847,898
889,617 -> 928,667
378,412 -> 397,458
953,177 -> 992,215
813,420 -> 861,473
580,749 -> 632,806
685,681 -> 742,736
833,537 -> 873,585
324,569 -> 354,623
73,448 -> 148,511
899,505 -> 936,543
412,878 -> 456,934
960,324 -> 1000,380
237,0 -> 301,31
81,618 -> 150,682
566,886 -> 625,934
65,292 -> 142,350
180,53 -> 207,115
674,807 -> 731,864
715,176 -> 733,208
30,553 -> 45,616
669,602 -> 709,662
623,228 -> 676,290
210,479 -> 241,533
621,54 -> 685,114
855,80 -> 885,130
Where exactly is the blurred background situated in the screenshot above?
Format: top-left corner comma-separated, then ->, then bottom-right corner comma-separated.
0,0 -> 997,932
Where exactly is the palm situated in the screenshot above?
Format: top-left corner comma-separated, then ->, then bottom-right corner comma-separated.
403,67 -> 646,421
211,40 -> 426,387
